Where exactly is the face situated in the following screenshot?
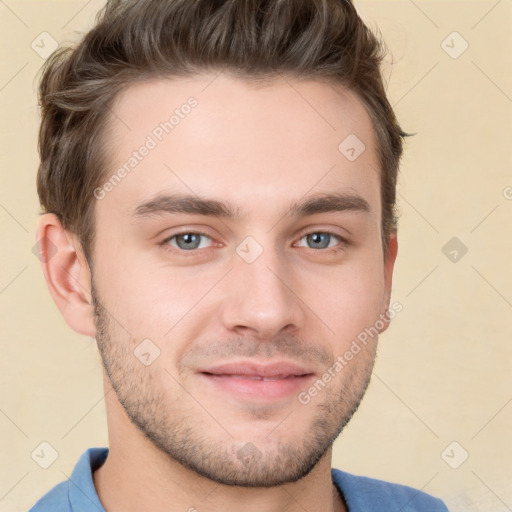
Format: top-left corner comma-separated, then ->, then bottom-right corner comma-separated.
90,73 -> 395,486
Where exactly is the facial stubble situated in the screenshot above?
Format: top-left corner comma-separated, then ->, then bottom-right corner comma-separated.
90,277 -> 377,487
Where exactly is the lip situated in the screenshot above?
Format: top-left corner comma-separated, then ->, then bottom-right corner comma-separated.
197,361 -> 316,401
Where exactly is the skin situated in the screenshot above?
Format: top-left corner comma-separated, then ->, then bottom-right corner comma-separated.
37,73 -> 398,512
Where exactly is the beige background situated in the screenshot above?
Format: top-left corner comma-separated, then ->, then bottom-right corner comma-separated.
1,1 -> 511,511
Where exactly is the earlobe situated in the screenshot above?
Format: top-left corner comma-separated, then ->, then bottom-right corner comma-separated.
35,213 -> 96,337
378,232 -> 399,334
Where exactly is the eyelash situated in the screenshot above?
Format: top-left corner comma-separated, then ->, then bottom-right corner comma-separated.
159,229 -> 349,256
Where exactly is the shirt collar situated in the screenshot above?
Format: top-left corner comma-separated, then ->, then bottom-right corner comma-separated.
68,447 -> 108,512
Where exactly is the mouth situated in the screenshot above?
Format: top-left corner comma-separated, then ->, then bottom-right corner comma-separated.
197,361 -> 316,401
205,374 -> 303,381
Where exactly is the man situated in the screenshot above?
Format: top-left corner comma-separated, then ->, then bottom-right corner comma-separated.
30,0 -> 449,510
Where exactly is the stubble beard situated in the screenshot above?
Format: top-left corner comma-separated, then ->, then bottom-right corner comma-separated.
91,279 -> 376,487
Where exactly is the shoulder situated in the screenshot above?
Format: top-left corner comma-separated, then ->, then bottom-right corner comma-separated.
28,447 -> 108,512
332,468 -> 450,512
28,480 -> 71,512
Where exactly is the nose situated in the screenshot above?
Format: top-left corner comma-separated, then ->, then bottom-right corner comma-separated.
219,241 -> 306,340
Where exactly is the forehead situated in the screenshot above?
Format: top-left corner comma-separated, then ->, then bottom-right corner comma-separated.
99,73 -> 380,223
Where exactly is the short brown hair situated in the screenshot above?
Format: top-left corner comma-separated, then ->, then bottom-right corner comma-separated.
37,0 -> 408,264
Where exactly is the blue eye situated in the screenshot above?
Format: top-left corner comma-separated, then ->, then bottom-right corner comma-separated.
296,231 -> 345,251
162,231 -> 212,251
160,230 -> 347,255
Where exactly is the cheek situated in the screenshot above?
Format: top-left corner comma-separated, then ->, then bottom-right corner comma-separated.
309,259 -> 385,344
94,251 -> 213,341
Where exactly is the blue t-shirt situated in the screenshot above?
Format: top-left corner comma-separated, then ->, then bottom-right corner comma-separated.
29,447 -> 449,511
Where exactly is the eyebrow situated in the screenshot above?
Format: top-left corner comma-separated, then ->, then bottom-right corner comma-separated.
131,191 -> 371,220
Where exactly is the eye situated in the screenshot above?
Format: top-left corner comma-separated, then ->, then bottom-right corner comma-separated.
159,229 -> 348,255
295,231 -> 347,252
161,231 -> 213,252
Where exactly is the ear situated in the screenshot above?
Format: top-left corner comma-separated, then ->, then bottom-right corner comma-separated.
35,213 -> 96,337
378,232 -> 398,334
